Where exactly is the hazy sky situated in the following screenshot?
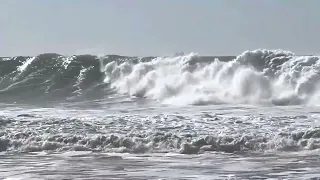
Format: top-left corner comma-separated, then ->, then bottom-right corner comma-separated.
1,0 -> 320,56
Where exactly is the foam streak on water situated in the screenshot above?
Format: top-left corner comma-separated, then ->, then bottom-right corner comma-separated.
1,152 -> 320,180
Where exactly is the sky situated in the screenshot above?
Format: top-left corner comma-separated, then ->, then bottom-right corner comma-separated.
1,0 -> 320,56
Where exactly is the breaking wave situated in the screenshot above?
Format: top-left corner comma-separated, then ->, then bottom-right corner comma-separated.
1,49 -> 320,106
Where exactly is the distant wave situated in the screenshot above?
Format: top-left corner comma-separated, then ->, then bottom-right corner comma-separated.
1,49 -> 320,106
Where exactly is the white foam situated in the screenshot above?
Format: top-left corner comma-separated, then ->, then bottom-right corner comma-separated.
17,57 -> 36,72
102,49 -> 320,106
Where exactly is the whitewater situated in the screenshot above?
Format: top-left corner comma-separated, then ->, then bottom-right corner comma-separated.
1,49 -> 320,179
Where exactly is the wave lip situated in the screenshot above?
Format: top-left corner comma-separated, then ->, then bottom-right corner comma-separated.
1,49 -> 320,106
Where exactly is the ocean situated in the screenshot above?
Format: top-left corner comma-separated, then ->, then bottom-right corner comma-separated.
1,49 -> 320,179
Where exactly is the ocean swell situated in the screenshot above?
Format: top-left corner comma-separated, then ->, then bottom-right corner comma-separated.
1,49 -> 320,106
